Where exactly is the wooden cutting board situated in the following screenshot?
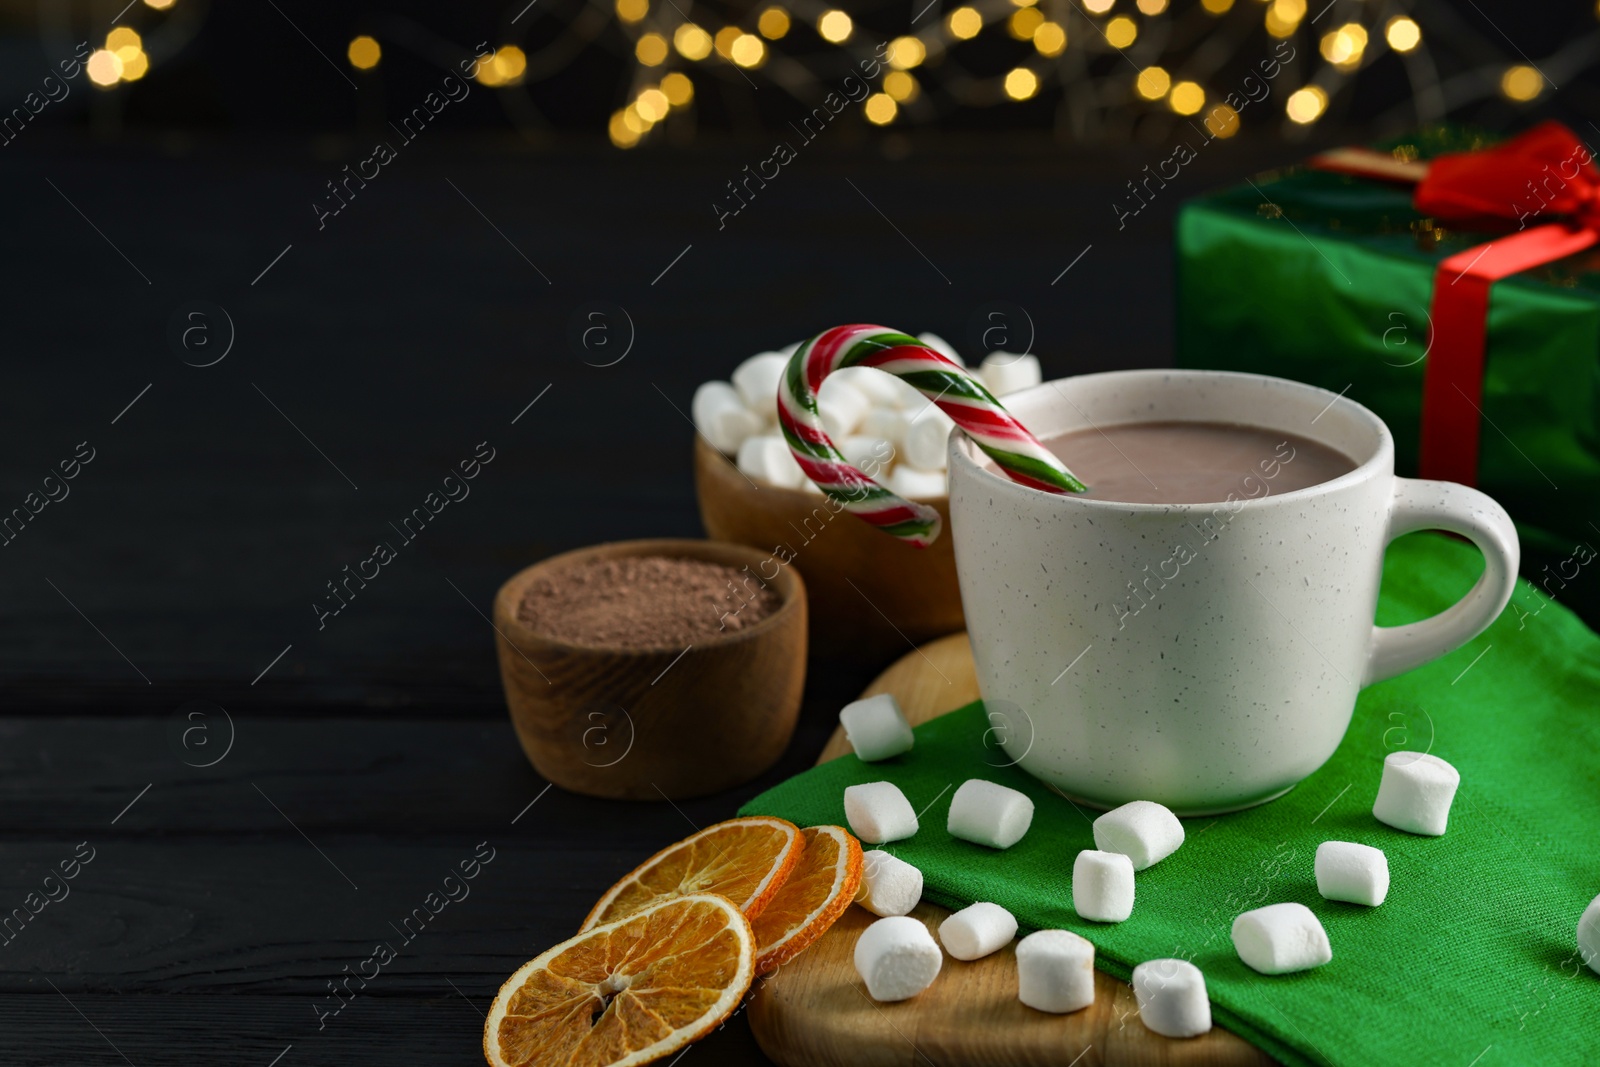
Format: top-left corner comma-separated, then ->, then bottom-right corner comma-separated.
746,632 -> 1277,1067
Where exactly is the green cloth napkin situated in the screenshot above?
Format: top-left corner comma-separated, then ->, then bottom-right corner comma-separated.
739,533 -> 1600,1067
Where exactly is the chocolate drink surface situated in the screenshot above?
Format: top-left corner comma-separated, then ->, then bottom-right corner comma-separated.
1041,421 -> 1357,505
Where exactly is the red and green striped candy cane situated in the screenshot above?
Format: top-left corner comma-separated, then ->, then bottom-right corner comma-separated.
777,324 -> 1086,548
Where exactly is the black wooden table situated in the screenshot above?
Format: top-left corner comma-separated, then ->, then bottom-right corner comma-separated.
1,131 -> 1326,1065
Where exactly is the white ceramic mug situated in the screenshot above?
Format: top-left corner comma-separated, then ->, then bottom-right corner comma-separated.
947,370 -> 1519,815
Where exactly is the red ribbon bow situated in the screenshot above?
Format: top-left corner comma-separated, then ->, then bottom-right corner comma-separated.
1316,122 -> 1600,485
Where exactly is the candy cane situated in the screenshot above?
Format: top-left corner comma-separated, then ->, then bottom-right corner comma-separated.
777,324 -> 1086,548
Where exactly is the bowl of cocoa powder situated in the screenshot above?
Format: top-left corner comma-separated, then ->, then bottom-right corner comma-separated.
492,539 -> 806,800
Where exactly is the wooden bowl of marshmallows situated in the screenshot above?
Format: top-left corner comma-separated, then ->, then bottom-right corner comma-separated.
693,333 -> 1041,665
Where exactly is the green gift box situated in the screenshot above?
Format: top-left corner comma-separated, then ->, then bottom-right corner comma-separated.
1175,125 -> 1600,625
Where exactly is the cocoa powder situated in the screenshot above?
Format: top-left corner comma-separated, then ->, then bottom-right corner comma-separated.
518,554 -> 781,650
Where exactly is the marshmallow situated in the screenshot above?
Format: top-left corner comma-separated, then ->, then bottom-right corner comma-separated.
855,850 -> 924,917
730,352 -> 789,419
1015,930 -> 1095,1014
692,381 -> 763,454
843,781 -> 919,844
917,332 -> 963,365
840,435 -> 895,476
735,434 -> 805,489
1132,959 -> 1211,1038
834,364 -> 904,407
840,693 -> 915,762
902,407 -> 955,471
1373,751 -> 1460,836
818,376 -> 871,439
1231,902 -> 1332,975
1072,849 -> 1136,923
889,377 -> 932,411
980,352 -> 1042,396
947,779 -> 1034,850
859,407 -> 907,452
1092,801 -> 1185,871
1579,893 -> 1600,976
887,466 -> 947,501
854,915 -> 942,1001
1315,841 -> 1390,906
938,901 -> 1017,961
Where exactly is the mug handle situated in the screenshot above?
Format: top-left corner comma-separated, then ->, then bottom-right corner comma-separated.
1363,478 -> 1521,686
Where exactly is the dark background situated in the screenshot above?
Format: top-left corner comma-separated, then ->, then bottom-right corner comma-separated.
0,1 -> 1592,1064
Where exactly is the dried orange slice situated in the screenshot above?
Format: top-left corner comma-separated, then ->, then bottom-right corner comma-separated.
750,825 -> 864,974
483,893 -> 754,1067
581,816 -> 802,931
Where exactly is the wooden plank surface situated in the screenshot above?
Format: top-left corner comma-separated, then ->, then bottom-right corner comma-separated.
748,633 -> 1277,1067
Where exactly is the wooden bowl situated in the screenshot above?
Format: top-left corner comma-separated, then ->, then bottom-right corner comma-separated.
493,538 -> 807,800
693,437 -> 964,665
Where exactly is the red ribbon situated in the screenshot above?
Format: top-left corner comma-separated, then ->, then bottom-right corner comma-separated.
1312,122 -> 1600,486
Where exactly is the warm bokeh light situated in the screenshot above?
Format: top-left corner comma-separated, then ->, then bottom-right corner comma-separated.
864,93 -> 897,124
1264,0 -> 1304,38
1135,65 -> 1170,100
120,49 -> 149,80
1012,0 -> 1039,6
818,10 -> 854,42
622,103 -> 649,133
674,24 -> 713,60
661,72 -> 694,106
1201,0 -> 1233,12
609,110 -> 640,148
86,49 -> 122,87
1032,21 -> 1066,55
1285,85 -> 1328,123
1004,67 -> 1039,100
636,87 -> 670,122
490,45 -> 526,85
714,25 -> 742,58
143,0 -> 176,8
948,7 -> 983,39
637,32 -> 670,65
1500,65 -> 1542,101
1136,0 -> 1167,13
1204,102 -> 1239,137
1168,80 -> 1204,115
1385,16 -> 1421,52
1319,23 -> 1366,67
887,36 -> 926,69
107,27 -> 141,54
1009,7 -> 1045,39
730,33 -> 766,67
758,6 -> 791,39
884,70 -> 919,102
1104,16 -> 1136,48
347,35 -> 381,70
616,0 -> 648,23
1083,0 -> 1114,13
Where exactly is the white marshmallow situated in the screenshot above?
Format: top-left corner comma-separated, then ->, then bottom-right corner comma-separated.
1092,801 -> 1185,871
692,381 -> 763,454
1015,930 -> 1095,1014
735,434 -> 805,489
843,781 -> 919,844
834,365 -> 903,407
980,352 -> 1042,396
1072,849 -> 1136,923
1579,893 -> 1600,976
779,340 -> 802,358
854,915 -> 942,1001
1132,959 -> 1211,1038
855,850 -> 924,917
1231,902 -> 1332,975
800,478 -> 823,495
902,407 -> 955,471
840,435 -> 895,476
859,407 -> 907,453
938,901 -> 1017,961
1373,751 -> 1460,836
917,332 -> 963,365
947,779 -> 1034,849
840,693 -> 914,762
1315,841 -> 1389,906
889,377 -> 932,411
818,376 -> 871,440
887,466 -> 947,501
731,352 -> 790,419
